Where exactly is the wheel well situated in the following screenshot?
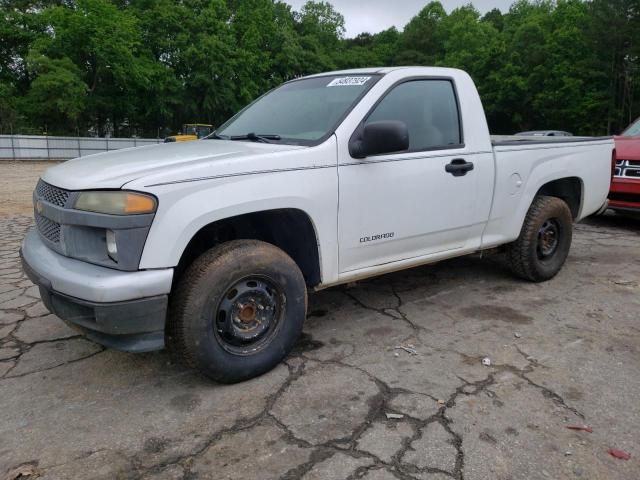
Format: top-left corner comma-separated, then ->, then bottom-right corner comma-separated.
535,177 -> 582,219
175,209 -> 322,287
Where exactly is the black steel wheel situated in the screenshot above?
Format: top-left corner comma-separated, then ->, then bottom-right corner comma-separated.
167,240 -> 307,383
215,276 -> 283,355
537,219 -> 561,260
507,196 -> 573,282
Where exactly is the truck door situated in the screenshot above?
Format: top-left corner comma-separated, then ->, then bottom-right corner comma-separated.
337,78 -> 493,273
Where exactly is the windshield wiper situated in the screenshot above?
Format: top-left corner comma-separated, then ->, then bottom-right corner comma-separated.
229,132 -> 281,144
207,132 -> 228,140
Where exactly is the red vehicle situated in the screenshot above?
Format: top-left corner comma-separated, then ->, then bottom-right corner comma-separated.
610,119 -> 640,212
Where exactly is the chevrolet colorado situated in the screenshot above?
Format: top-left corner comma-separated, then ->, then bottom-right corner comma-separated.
21,67 -> 614,383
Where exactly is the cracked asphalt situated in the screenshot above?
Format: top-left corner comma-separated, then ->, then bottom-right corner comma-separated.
1,169 -> 639,479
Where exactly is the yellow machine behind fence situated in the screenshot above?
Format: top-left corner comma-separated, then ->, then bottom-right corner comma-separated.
164,123 -> 213,143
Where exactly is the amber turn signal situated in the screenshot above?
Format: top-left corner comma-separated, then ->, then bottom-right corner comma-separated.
124,193 -> 157,214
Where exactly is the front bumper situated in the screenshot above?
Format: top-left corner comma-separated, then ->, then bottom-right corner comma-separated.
21,228 -> 174,352
609,178 -> 640,211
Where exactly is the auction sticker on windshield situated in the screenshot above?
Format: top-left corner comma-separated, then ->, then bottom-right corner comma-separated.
327,76 -> 371,87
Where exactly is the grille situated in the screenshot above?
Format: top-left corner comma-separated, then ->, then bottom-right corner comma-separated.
609,192 -> 640,203
613,160 -> 640,178
36,180 -> 70,207
35,213 -> 61,243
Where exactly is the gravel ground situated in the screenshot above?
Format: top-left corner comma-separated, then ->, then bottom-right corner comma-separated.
0,163 -> 638,480
0,161 -> 59,215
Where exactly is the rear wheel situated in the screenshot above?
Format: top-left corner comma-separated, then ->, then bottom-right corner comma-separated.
167,240 -> 307,383
507,195 -> 573,282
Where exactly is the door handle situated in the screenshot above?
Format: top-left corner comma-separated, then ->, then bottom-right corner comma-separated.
445,158 -> 474,177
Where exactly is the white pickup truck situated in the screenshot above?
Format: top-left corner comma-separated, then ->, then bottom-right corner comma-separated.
21,67 -> 613,383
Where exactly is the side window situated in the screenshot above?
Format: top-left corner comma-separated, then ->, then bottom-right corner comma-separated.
366,80 -> 462,152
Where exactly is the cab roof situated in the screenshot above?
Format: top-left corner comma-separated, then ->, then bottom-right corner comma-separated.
299,66 -> 465,80
301,67 -> 409,78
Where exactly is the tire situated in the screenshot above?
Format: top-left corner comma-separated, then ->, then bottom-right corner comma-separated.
167,240 -> 307,383
507,195 -> 573,282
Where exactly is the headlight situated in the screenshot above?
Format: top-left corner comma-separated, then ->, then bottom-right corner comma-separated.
74,191 -> 157,215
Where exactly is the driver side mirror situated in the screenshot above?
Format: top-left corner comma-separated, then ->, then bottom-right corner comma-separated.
349,120 -> 410,159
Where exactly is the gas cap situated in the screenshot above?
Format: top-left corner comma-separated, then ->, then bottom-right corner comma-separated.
509,173 -> 523,196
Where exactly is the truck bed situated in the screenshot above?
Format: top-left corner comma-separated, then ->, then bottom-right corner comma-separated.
491,135 -> 612,146
481,135 -> 614,250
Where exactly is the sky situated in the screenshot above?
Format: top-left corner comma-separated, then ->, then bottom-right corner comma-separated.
285,0 -> 515,38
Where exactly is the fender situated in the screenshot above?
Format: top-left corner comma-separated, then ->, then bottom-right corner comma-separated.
136,167 -> 338,283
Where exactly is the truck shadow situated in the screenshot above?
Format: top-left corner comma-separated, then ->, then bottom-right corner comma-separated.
307,252 -> 515,322
583,210 -> 640,232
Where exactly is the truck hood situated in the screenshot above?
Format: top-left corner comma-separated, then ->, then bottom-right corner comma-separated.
42,140 -> 305,190
614,136 -> 640,161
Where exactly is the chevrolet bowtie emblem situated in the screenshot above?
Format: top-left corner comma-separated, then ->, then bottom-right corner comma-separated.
35,200 -> 44,214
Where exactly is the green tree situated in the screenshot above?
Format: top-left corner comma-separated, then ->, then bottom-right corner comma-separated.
1,0 -> 637,138
482,8 -> 505,31
439,6 -> 502,77
0,0 -> 49,133
531,0 -> 605,135
21,54 -> 86,133
296,1 -> 345,42
0,80 -> 18,133
588,0 -> 640,133
338,28 -> 401,68
294,1 -> 345,72
29,0 -> 147,135
396,1 -> 446,65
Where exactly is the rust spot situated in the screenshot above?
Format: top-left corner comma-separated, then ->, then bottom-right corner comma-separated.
238,304 -> 256,323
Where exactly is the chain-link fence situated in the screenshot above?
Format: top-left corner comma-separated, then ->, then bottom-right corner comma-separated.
0,135 -> 163,161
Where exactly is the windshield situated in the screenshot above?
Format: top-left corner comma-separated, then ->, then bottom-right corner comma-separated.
214,74 -> 380,145
622,118 -> 640,137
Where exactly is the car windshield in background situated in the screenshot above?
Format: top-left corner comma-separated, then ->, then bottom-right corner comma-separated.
622,118 -> 640,137
214,74 -> 380,145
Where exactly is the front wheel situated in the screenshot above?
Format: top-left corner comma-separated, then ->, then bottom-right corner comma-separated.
507,195 -> 573,282
167,240 -> 307,383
